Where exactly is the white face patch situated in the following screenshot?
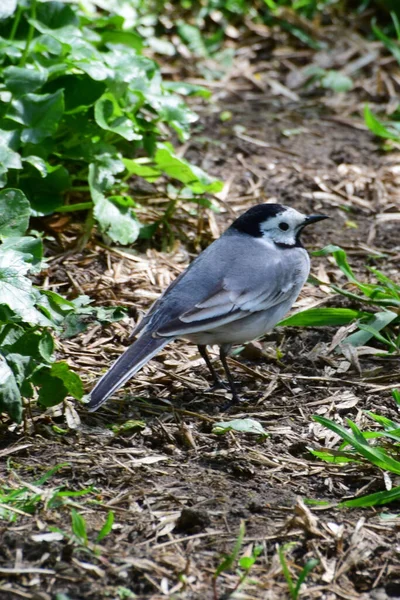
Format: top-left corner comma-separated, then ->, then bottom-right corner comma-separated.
259,207 -> 307,246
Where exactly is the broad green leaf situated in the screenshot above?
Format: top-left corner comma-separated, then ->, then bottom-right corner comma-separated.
3,236 -> 43,272
89,162 -> 140,245
0,0 -> 17,19
278,307 -> 366,327
55,75 -> 106,113
155,143 -> 223,194
212,418 -> 268,437
0,189 -> 30,238
0,132 -> 22,186
94,196 -> 141,244
0,360 -> 22,423
0,248 -> 51,325
321,70 -> 353,92
97,510 -> 115,541
123,158 -> 160,182
4,66 -> 48,96
177,22 -> 208,57
101,30 -> 143,51
8,91 -> 64,144
95,93 -> 142,141
344,310 -> 398,348
24,165 -> 71,216
32,362 -> 82,408
50,362 -> 84,400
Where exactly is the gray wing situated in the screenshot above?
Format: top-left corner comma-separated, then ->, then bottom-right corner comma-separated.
135,233 -> 309,339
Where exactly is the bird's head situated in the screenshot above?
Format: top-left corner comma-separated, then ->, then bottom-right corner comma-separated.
230,203 -> 329,248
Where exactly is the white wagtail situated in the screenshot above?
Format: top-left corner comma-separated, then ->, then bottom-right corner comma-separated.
86,204 -> 328,411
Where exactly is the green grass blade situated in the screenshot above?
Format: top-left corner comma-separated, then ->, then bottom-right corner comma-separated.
97,510 -> 114,542
278,545 -> 295,598
340,486 -> 400,508
313,416 -> 400,475
71,509 -> 88,545
294,558 -> 319,597
278,308 -> 367,327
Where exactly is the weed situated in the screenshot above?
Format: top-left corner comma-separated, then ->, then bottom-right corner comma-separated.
279,245 -> 400,355
213,521 -> 263,599
311,390 -> 400,507
278,543 -> 319,600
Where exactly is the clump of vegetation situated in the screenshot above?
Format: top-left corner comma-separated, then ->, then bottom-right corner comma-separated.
280,245 -> 400,355
311,390 -> 400,507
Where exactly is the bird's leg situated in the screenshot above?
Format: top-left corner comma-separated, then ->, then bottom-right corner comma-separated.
219,344 -> 241,407
198,345 -> 224,388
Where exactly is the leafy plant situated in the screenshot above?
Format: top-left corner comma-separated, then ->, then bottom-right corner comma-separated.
279,245 -> 400,354
0,188 -> 124,423
0,0 -> 221,247
212,418 -> 269,438
278,543 -> 319,600
213,520 -> 263,600
311,390 -> 400,507
364,104 -> 400,144
0,463 -> 92,521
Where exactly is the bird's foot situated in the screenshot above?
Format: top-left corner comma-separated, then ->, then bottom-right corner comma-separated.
221,392 -> 243,411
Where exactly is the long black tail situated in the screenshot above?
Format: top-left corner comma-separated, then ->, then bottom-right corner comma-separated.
86,333 -> 170,412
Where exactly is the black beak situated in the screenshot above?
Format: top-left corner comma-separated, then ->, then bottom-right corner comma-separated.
304,214 -> 329,226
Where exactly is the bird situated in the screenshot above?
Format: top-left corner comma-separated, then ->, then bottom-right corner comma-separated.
86,203 -> 328,412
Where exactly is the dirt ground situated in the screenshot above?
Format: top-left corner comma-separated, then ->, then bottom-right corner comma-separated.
1,23 -> 400,600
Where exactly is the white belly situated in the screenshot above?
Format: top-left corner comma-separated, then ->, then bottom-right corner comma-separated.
183,298 -> 295,346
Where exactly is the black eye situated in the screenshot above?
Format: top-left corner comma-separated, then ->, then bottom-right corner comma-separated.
279,222 -> 289,231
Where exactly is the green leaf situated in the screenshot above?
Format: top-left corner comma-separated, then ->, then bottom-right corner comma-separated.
89,162 -> 140,245
7,91 -> 64,144
364,105 -> 400,142
50,362 -> 84,400
1,236 -> 43,270
212,418 -> 268,437
32,362 -> 83,407
344,311 -> 398,348
4,66 -> 48,96
177,22 -> 208,57
313,416 -> 400,476
101,30 -> 143,51
155,143 -> 223,194
163,81 -> 211,98
0,132 -> 22,186
24,165 -> 71,216
95,93 -> 142,141
70,509 -> 88,545
321,70 -> 353,92
340,486 -> 400,508
372,21 -> 400,65
0,248 -> 51,325
0,360 -> 22,423
312,245 -> 358,283
294,558 -> 319,598
0,189 -> 30,238
97,510 -> 114,541
214,521 -> 245,578
278,307 -> 366,328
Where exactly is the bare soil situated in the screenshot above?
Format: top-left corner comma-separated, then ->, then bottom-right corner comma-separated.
1,24 -> 400,600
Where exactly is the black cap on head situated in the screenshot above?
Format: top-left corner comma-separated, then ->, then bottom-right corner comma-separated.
229,204 -> 287,237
